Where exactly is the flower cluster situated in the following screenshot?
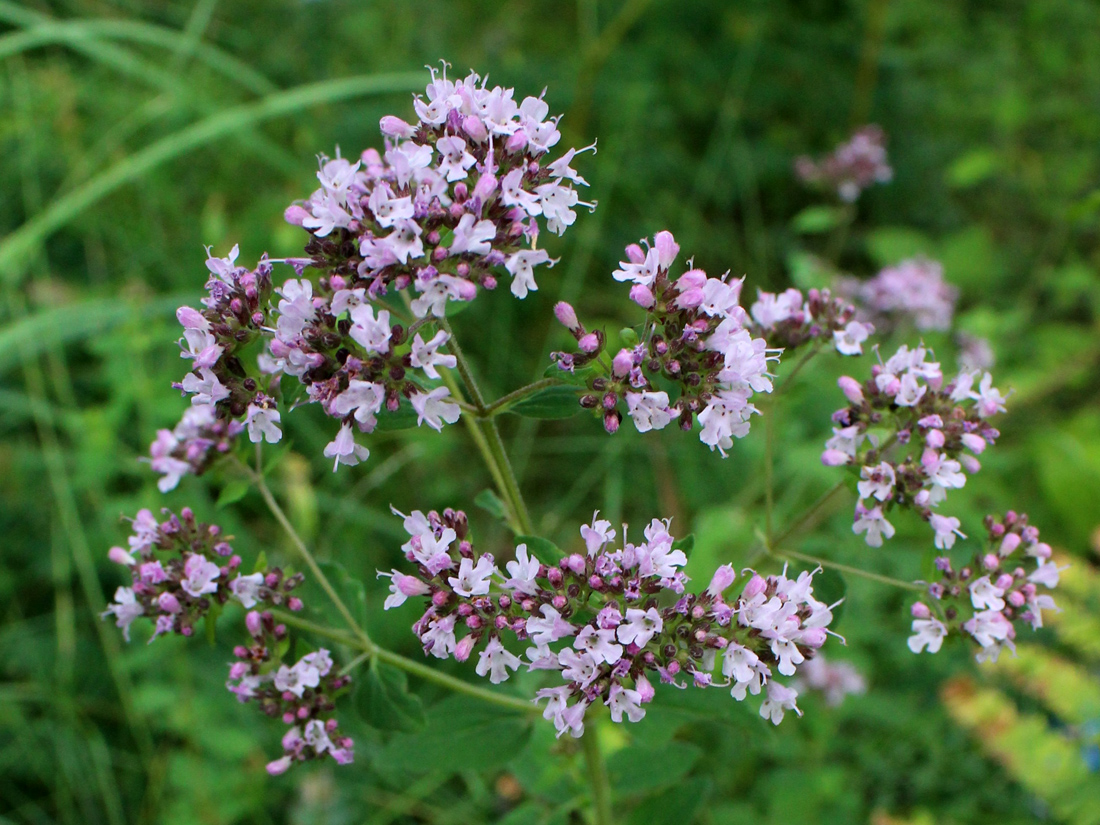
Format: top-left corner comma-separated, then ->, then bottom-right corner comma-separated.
836,257 -> 957,333
551,231 -> 780,456
908,511 -> 1063,663
822,344 -> 1007,549
173,248 -> 280,441
102,507 -> 304,641
286,63 -> 594,313
382,507 -> 839,736
227,612 -> 353,774
103,509 -> 354,773
747,286 -> 872,357
795,125 -> 893,202
145,405 -> 243,492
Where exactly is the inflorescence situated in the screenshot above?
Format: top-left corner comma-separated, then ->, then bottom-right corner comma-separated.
382,507 -> 840,735
103,509 -> 353,773
908,511 -> 1063,663
795,125 -> 893,202
823,344 -> 1006,550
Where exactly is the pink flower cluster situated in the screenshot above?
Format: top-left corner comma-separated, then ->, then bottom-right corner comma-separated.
553,231 -> 779,456
748,286 -> 872,357
382,507 -> 839,736
286,63 -> 593,313
836,257 -> 958,333
791,654 -> 866,707
101,507 -> 297,641
823,344 -> 1007,549
145,405 -> 243,492
227,612 -> 353,774
172,249 -> 281,442
795,125 -> 893,202
908,511 -> 1063,663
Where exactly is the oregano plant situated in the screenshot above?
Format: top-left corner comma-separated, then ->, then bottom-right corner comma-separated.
103,64 -> 1064,822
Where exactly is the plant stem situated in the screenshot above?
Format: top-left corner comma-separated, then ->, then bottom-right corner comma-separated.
373,647 -> 537,714
771,480 -> 849,548
247,448 -> 374,650
582,725 -> 613,825
772,546 -> 924,591
775,341 -> 823,395
440,317 -> 534,534
764,400 -> 775,543
270,608 -> 361,647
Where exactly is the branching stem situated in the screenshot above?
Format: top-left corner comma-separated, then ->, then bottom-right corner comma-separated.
582,725 -> 613,825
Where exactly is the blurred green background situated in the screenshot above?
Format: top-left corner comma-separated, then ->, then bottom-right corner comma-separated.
2,0 -> 1100,823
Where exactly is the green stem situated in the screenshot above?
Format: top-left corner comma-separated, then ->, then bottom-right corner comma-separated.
440,317 -> 534,534
582,725 -> 614,825
374,647 -> 536,714
771,480 -> 849,548
270,608 -> 360,647
764,400 -> 775,543
773,546 -> 923,591
775,341 -> 823,395
247,449 -> 374,650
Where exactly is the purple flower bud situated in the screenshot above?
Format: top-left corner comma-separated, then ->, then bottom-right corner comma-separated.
380,115 -> 417,138
653,230 -> 680,268
1008,590 -> 1025,607
1033,542 -> 1052,559
911,602 -> 931,619
706,564 -> 736,597
837,376 -> 864,404
284,205 -> 310,226
554,301 -> 581,331
929,582 -> 945,599
229,662 -> 249,680
578,333 -> 600,353
800,628 -> 827,648
629,283 -> 655,308
566,554 -> 586,575
820,449 -> 850,466
463,114 -> 488,142
472,173 -> 497,202
677,269 -> 707,290
551,594 -> 567,610
505,131 -> 527,153
982,553 -> 1000,570
266,756 -> 293,776
603,412 -> 621,434
612,349 -> 633,377
960,433 -> 986,454
925,429 -> 946,449
625,243 -> 645,264
636,673 -> 655,703
454,635 -> 476,662
158,592 -> 181,614
246,611 -> 263,637
108,546 -> 133,566
547,567 -> 563,587
741,573 -> 767,600
675,287 -> 704,309
176,306 -> 207,330
960,455 -> 981,474
995,573 -> 1014,590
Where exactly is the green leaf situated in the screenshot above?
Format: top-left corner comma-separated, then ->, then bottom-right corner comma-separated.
619,327 -> 640,347
474,488 -> 508,521
543,361 -> 599,386
864,226 -> 933,267
374,396 -> 420,431
375,695 -> 532,776
204,601 -> 223,646
251,551 -> 268,575
671,533 -> 695,559
946,149 -> 1000,189
508,385 -> 582,419
515,535 -> 565,563
215,479 -> 251,509
356,660 -> 426,732
791,205 -> 847,234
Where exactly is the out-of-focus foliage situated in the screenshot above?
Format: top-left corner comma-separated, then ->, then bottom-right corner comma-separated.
1,0 -> 1099,823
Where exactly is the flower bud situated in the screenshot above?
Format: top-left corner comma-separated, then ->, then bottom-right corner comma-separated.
706,564 -> 736,597
800,628 -> 827,648
636,673 -> 655,703
379,115 -> 416,138
982,553 -> 1000,570
1008,591 -> 1026,607
996,573 -> 1014,590
960,433 -> 986,454
629,283 -> 655,308
554,301 -> 581,332
454,635 -> 476,662
741,573 -> 767,600
625,243 -> 645,264
108,546 -> 133,566
578,333 -> 600,353
505,131 -> 527,153
653,230 -> 679,268
266,756 -> 293,776
820,449 -> 850,466
283,205 -> 310,226
911,602 -> 931,619
566,554 -> 587,575
925,429 -> 945,449
675,287 -> 705,309
1032,542 -> 1052,559
612,349 -> 633,377
158,592 -> 181,614
246,610 -> 263,638
462,114 -> 488,142
959,455 -> 981,474
837,376 -> 864,405
472,172 -> 497,202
